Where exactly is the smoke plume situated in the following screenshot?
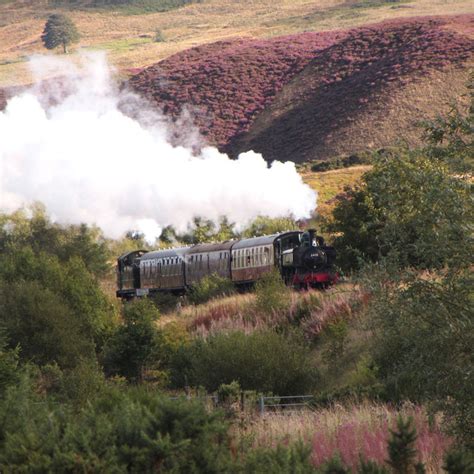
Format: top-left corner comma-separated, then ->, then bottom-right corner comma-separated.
0,53 -> 317,241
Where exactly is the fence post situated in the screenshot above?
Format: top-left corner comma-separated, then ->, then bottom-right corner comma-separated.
259,396 -> 265,415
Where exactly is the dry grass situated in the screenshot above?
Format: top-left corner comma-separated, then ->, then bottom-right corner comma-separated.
158,283 -> 364,340
302,165 -> 370,216
1,0 -> 473,86
243,402 -> 451,472
310,65 -> 473,160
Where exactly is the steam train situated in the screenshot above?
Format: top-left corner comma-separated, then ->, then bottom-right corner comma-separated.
116,229 -> 338,300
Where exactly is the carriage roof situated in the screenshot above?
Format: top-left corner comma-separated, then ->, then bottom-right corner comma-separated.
232,231 -> 302,250
139,247 -> 189,261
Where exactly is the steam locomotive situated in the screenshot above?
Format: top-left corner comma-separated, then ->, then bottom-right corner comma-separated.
116,229 -> 337,300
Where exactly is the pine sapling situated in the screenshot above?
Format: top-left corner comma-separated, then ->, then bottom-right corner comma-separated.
386,416 -> 424,474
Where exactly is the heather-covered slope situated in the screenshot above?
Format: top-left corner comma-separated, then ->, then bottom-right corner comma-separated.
128,31 -> 347,147
129,15 -> 473,162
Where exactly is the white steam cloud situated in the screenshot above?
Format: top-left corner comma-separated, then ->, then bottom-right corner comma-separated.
0,53 -> 317,241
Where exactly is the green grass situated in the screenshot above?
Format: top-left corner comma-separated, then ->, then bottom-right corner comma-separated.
87,37 -> 152,52
49,0 -> 202,15
350,0 -> 410,9
262,0 -> 412,34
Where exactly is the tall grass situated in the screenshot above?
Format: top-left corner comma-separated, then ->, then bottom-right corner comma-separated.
243,402 -> 451,472
182,284 -> 367,340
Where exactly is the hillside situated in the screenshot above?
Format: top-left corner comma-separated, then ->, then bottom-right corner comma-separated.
1,3 -> 473,163
1,0 -> 473,86
129,14 -> 473,162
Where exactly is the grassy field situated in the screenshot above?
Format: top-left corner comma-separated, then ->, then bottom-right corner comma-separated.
0,0 -> 473,86
302,165 -> 371,216
243,403 -> 450,472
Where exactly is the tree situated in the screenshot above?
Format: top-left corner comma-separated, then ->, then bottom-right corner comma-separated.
366,266 -> 474,447
330,80 -> 473,272
330,152 -> 472,271
41,13 -> 80,54
103,299 -> 161,383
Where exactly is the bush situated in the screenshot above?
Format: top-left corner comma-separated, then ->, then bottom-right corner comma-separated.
0,280 -> 96,369
154,29 -> 165,42
310,153 -> 371,172
173,330 -> 319,395
255,270 -> 290,315
189,273 -> 235,305
0,328 -> 20,397
240,441 -> 315,473
0,382 -> 232,472
330,152 -> 472,271
366,267 -> 474,447
103,299 -> 162,383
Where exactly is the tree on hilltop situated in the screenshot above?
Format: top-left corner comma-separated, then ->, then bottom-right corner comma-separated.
41,13 -> 80,54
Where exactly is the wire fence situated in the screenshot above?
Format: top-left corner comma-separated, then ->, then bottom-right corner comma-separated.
258,395 -> 315,415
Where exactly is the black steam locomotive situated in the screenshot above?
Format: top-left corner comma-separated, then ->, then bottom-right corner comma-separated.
116,229 -> 337,300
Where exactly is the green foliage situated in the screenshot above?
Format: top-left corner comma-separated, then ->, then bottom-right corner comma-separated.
321,320 -> 349,364
357,458 -> 389,473
255,269 -> 291,315
103,299 -> 161,382
310,152 -> 372,172
331,84 -> 473,272
179,216 -> 236,244
189,273 -> 235,305
0,381 -> 231,472
443,449 -> 474,474
174,330 -> 319,395
41,13 -> 80,53
0,206 -> 110,278
366,267 -> 473,446
154,28 -> 165,42
319,456 -> 349,473
386,416 -> 420,474
421,74 -> 473,173
242,216 -> 299,238
58,0 -> 202,14
240,441 -> 315,473
0,328 -> 20,397
160,215 -> 299,247
0,280 -> 95,369
217,380 -> 240,403
0,208 -> 116,368
330,151 -> 472,271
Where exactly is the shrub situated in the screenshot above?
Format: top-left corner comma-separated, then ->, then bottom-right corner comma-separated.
189,273 -> 235,305
0,382 -> 232,472
103,299 -> 162,383
310,153 -> 371,172
154,28 -> 165,42
0,280 -> 96,369
366,267 -> 474,447
240,441 -> 315,473
175,330 -> 319,395
330,151 -> 472,271
443,449 -> 474,474
386,417 -> 421,473
255,270 -> 290,316
0,328 -> 19,397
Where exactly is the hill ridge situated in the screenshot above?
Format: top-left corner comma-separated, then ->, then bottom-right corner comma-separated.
128,14 -> 473,162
